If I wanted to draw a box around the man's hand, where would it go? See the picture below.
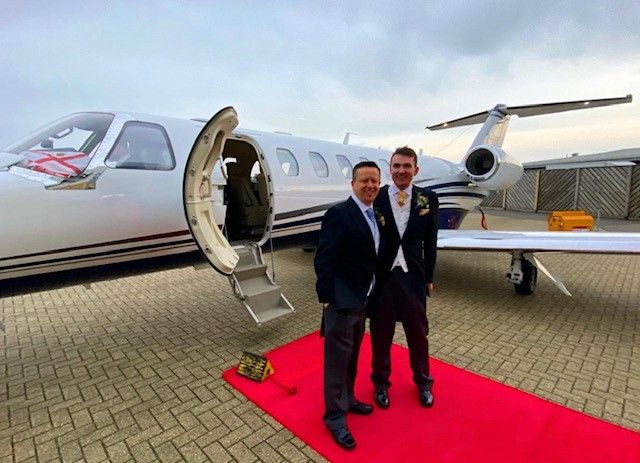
[426,283,434,297]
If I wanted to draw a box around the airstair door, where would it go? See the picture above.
[184,107,239,275]
[184,107,295,324]
[228,244,295,325]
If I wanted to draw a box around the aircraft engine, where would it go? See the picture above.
[462,145,523,190]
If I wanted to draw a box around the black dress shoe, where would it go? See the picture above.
[349,400,373,415]
[419,389,434,407]
[374,388,390,409]
[330,426,356,450]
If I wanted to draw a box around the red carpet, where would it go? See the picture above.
[223,332,640,462]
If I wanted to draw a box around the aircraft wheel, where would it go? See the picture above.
[514,259,537,295]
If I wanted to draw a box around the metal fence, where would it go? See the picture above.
[482,189,505,208]
[630,165,640,219]
[482,165,640,219]
[537,169,576,212]
[576,167,631,219]
[505,170,537,211]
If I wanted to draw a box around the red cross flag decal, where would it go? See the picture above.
[22,150,90,178]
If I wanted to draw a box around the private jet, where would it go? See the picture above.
[1,95,638,324]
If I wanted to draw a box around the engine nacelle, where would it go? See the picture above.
[462,145,523,190]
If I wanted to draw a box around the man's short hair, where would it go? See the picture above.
[352,160,380,181]
[392,146,418,166]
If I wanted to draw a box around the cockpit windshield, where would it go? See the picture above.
[4,113,114,178]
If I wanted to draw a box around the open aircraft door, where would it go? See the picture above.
[184,107,239,275]
[183,107,295,325]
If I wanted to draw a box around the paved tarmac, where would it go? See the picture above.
[1,210,639,462]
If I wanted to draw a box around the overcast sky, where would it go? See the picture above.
[2,0,639,162]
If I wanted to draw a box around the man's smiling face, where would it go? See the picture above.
[390,153,419,190]
[351,166,380,206]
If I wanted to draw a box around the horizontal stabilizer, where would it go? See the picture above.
[426,94,632,130]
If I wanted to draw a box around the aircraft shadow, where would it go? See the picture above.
[0,252,205,298]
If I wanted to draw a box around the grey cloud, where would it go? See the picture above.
[234,1,640,102]
[1,0,639,152]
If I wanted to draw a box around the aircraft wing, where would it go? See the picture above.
[437,230,640,254]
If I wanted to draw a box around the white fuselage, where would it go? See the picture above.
[0,111,487,281]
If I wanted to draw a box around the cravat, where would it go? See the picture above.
[396,190,408,207]
[365,208,379,253]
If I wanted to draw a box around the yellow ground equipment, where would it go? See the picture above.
[547,211,594,231]
[238,351,275,382]
[236,351,297,395]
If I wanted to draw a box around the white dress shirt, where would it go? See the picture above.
[388,184,412,272]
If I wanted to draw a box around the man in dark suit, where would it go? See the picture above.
[370,146,439,409]
[314,161,382,450]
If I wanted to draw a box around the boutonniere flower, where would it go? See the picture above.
[416,194,430,216]
[415,194,429,208]
[375,209,385,227]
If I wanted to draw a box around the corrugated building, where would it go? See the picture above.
[481,148,640,219]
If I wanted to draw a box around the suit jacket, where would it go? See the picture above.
[314,197,380,310]
[374,184,439,294]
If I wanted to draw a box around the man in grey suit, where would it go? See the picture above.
[314,161,382,450]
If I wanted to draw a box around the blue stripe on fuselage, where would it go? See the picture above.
[272,206,469,232]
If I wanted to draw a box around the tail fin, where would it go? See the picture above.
[426,94,632,149]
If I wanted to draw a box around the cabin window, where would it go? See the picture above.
[250,160,261,180]
[276,148,299,176]
[105,122,175,170]
[308,151,329,177]
[221,157,237,177]
[335,155,352,179]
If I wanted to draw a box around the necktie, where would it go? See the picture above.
[365,208,379,252]
[396,190,408,207]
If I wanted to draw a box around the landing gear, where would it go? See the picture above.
[506,251,572,297]
[507,251,537,296]
[514,258,537,295]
